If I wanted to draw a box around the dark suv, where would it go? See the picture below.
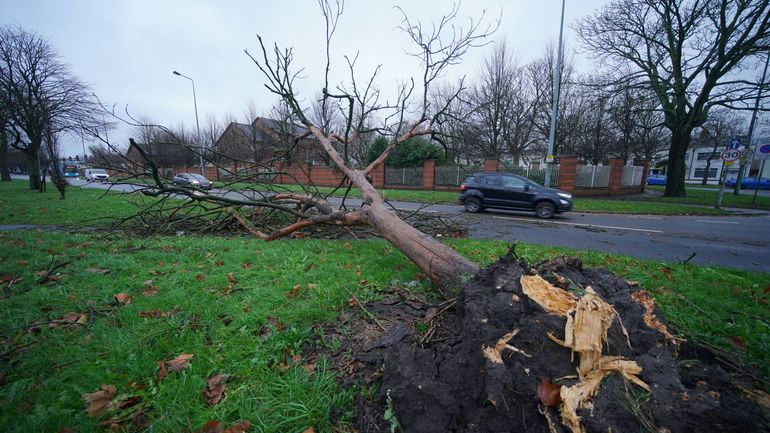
[459,172,573,218]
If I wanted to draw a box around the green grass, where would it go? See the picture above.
[646,185,770,210]
[0,180,160,225]
[0,231,767,432]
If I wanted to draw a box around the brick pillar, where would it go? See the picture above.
[423,159,436,190]
[370,162,385,188]
[483,159,499,173]
[637,159,650,193]
[230,162,238,180]
[608,158,624,196]
[558,156,578,192]
[204,166,217,180]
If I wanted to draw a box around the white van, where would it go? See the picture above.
[85,168,110,182]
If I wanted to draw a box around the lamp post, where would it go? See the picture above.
[544,0,566,188]
[172,70,204,176]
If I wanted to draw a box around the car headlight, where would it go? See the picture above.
[557,192,572,199]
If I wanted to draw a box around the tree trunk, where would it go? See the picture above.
[0,129,10,182]
[26,150,41,191]
[347,170,479,288]
[663,131,691,197]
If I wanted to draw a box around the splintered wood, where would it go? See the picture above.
[518,275,650,433]
[482,328,531,364]
[631,290,680,343]
[520,275,577,316]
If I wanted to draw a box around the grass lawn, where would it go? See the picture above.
[0,180,160,225]
[0,231,768,432]
[1,181,768,431]
[646,185,770,210]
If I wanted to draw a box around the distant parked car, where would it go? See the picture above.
[725,176,770,190]
[85,168,110,182]
[458,172,573,219]
[646,174,666,186]
[172,172,212,189]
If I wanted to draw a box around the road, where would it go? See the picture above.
[15,176,770,273]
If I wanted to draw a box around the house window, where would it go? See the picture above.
[696,152,719,161]
[693,168,718,178]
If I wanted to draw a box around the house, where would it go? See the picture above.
[213,117,321,166]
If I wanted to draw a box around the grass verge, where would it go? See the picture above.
[0,231,767,432]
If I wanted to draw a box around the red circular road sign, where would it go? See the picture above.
[721,149,741,161]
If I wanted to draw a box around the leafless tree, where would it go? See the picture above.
[0,25,102,191]
[576,0,770,197]
[695,109,746,184]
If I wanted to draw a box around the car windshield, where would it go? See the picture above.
[190,174,208,181]
[91,169,107,174]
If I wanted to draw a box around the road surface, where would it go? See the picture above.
[12,176,770,273]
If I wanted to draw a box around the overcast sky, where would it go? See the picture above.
[3,0,608,156]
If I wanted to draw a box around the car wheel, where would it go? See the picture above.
[464,197,482,213]
[535,201,555,219]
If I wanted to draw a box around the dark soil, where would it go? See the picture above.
[316,251,769,433]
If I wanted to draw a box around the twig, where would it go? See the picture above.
[36,258,71,284]
[680,252,697,265]
[345,290,386,331]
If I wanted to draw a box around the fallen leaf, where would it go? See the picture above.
[227,273,238,285]
[142,285,160,296]
[16,259,29,266]
[661,267,672,279]
[301,428,316,433]
[214,260,225,267]
[157,361,168,381]
[348,297,356,307]
[728,335,746,350]
[242,262,252,269]
[304,263,316,272]
[50,312,88,328]
[55,428,75,433]
[148,270,161,276]
[307,283,318,289]
[83,384,116,417]
[166,353,194,372]
[287,284,301,299]
[223,421,251,433]
[243,304,251,313]
[142,279,154,287]
[86,268,111,274]
[301,363,316,374]
[113,293,132,305]
[198,420,223,433]
[203,373,229,405]
[537,378,562,407]
[342,242,352,249]
[139,309,169,318]
[196,274,206,281]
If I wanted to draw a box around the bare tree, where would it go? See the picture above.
[232,2,498,286]
[0,25,102,191]
[576,0,770,197]
[695,109,746,184]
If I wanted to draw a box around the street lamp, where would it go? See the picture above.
[544,0,566,188]
[172,70,204,176]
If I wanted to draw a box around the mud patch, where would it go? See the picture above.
[318,252,769,433]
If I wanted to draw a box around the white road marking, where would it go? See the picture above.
[695,220,740,224]
[630,216,664,220]
[491,216,664,233]
[396,208,437,213]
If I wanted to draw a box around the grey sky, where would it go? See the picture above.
[3,0,608,156]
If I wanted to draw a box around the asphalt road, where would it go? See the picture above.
[18,176,770,273]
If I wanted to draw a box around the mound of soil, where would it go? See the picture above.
[323,252,769,433]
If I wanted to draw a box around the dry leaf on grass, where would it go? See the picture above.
[86,268,111,274]
[227,273,238,285]
[50,312,88,328]
[197,420,251,433]
[113,293,132,305]
[287,284,301,299]
[157,361,168,381]
[203,373,229,405]
[302,427,316,433]
[196,274,206,281]
[166,353,194,372]
[83,384,116,417]
[139,309,169,318]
